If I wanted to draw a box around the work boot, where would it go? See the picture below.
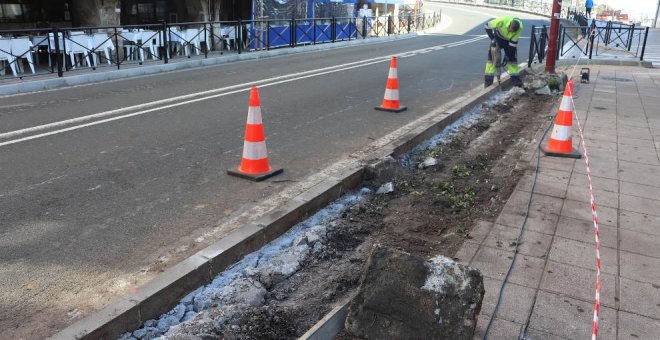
[484,75,494,88]
[511,75,523,87]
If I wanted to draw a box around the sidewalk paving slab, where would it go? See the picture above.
[457,65,660,339]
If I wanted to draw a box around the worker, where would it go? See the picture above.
[484,16,523,88]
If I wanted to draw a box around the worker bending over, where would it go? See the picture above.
[484,16,523,87]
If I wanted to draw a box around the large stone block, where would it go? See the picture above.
[345,245,484,339]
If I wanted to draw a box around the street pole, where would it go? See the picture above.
[545,0,562,73]
[654,0,660,28]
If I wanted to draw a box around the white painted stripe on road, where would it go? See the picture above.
[0,36,488,148]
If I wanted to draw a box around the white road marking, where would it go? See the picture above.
[0,36,487,148]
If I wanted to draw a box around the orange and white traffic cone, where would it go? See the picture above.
[227,86,283,181]
[375,56,407,113]
[541,80,582,159]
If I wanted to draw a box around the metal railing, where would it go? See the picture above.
[0,12,440,80]
[528,20,650,66]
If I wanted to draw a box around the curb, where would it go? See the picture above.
[0,34,416,97]
[52,68,513,340]
[530,59,654,69]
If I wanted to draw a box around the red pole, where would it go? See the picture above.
[545,0,562,73]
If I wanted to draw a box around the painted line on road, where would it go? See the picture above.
[0,36,487,148]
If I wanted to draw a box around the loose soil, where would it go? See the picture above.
[165,88,558,339]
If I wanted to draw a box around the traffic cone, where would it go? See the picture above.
[541,80,582,159]
[375,56,407,113]
[227,86,283,181]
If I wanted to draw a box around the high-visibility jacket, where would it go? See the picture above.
[485,16,523,50]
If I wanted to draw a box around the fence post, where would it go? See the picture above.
[627,23,634,51]
[238,19,242,54]
[203,23,208,58]
[290,17,295,47]
[387,15,392,36]
[540,25,547,62]
[589,21,596,59]
[528,25,536,67]
[114,27,120,70]
[332,17,336,42]
[640,26,649,60]
[266,20,270,50]
[362,16,367,39]
[161,20,169,64]
[53,28,64,77]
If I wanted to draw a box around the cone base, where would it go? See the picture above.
[541,146,582,159]
[375,105,407,113]
[227,166,283,182]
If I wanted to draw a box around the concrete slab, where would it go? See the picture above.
[566,184,619,209]
[561,199,618,226]
[620,229,660,259]
[480,224,553,259]
[619,210,660,236]
[473,315,523,340]
[496,191,563,235]
[573,156,619,179]
[454,242,480,266]
[537,156,576,172]
[555,215,618,249]
[569,171,619,193]
[540,260,617,308]
[620,251,660,283]
[619,277,660,319]
[528,291,617,340]
[618,137,657,149]
[618,161,660,187]
[516,168,571,199]
[619,194,660,217]
[620,181,660,201]
[549,236,618,275]
[465,220,493,245]
[617,149,660,166]
[618,311,660,340]
[479,277,537,324]
[469,245,546,288]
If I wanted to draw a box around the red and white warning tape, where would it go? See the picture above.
[569,86,602,340]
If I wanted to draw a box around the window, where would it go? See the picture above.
[0,3,26,22]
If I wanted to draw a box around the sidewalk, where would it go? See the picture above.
[455,64,660,339]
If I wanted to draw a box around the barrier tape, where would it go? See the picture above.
[569,86,601,340]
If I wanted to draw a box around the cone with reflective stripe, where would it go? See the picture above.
[375,56,407,113]
[227,87,283,181]
[541,80,582,159]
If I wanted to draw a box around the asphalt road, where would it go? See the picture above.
[0,3,549,337]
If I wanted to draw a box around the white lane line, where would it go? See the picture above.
[0,36,487,148]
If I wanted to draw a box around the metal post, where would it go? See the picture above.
[161,21,169,64]
[528,25,536,67]
[313,18,317,44]
[53,28,64,77]
[640,26,649,60]
[588,21,595,59]
[627,24,635,51]
[387,15,392,36]
[545,0,562,73]
[203,23,208,58]
[266,20,270,50]
[332,17,336,42]
[363,16,367,39]
[238,19,242,54]
[408,14,412,33]
[291,17,295,47]
[114,27,120,70]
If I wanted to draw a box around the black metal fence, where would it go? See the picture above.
[528,20,650,66]
[0,12,440,80]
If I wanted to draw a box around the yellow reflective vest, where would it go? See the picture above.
[486,16,523,48]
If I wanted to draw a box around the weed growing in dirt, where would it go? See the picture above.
[451,165,471,178]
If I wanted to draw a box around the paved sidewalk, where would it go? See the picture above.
[455,65,660,339]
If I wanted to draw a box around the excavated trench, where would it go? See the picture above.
[122,86,559,340]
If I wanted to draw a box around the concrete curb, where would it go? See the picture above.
[0,34,416,97]
[530,59,654,69]
[51,62,513,340]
